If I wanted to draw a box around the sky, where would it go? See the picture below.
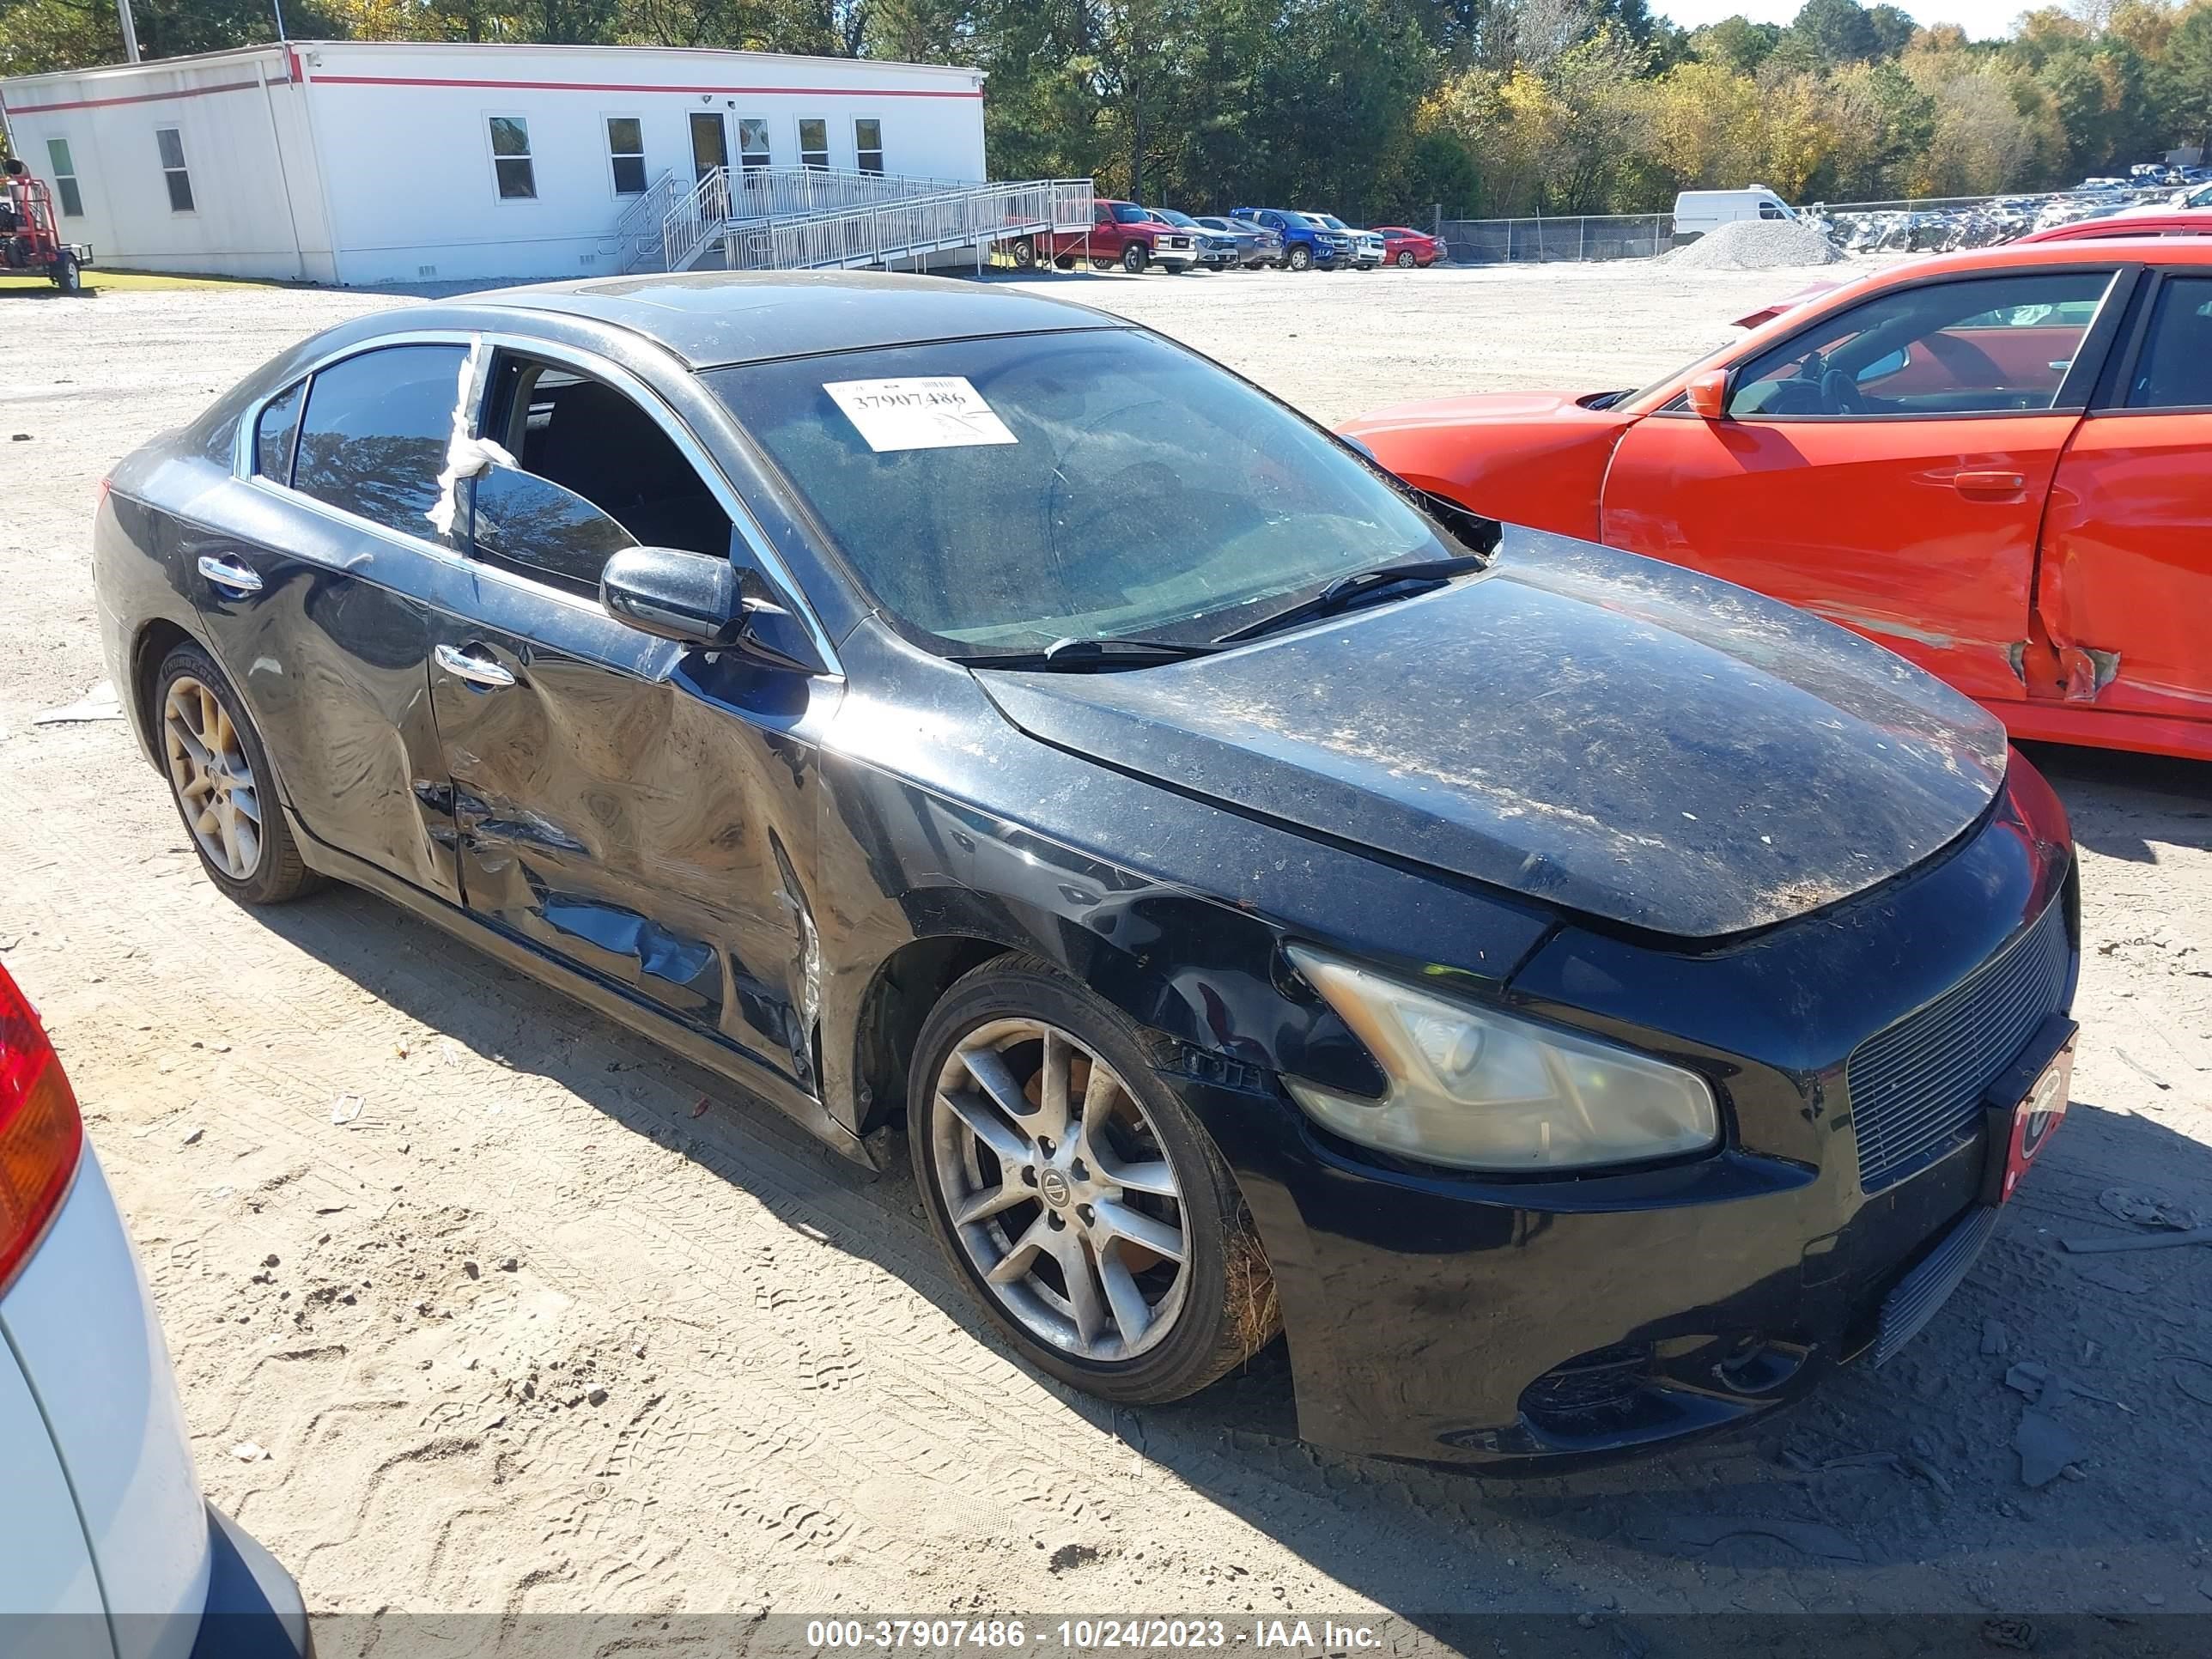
[1654,0,2032,37]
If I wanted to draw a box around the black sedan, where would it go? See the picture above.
[93,272,2079,1468]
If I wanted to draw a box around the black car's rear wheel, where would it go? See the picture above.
[155,643,319,905]
[910,956,1278,1403]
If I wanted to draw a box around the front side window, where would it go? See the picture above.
[2124,276,2212,410]
[155,127,193,213]
[854,117,884,175]
[710,330,1466,655]
[605,117,646,196]
[798,118,830,170]
[292,345,468,538]
[1726,270,2116,418]
[474,354,731,594]
[254,380,306,483]
[488,116,535,200]
[738,117,771,171]
[46,137,82,218]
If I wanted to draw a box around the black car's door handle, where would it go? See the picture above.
[195,555,262,596]
[434,641,517,690]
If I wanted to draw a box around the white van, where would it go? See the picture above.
[1672,186,1796,246]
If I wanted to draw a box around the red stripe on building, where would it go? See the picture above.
[303,74,981,99]
[7,76,288,115]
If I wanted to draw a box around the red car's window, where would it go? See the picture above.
[1726,270,2116,418]
[2124,276,2212,409]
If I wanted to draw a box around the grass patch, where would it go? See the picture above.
[0,268,284,295]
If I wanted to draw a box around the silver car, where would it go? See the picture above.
[1193,215,1285,268]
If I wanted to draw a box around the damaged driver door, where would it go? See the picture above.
[424,343,836,1096]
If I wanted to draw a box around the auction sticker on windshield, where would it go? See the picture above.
[825,376,1018,452]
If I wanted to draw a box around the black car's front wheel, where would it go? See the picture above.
[910,956,1278,1404]
[155,643,319,905]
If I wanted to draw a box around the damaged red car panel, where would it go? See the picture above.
[1344,241,2212,761]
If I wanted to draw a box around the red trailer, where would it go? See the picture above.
[3,158,91,293]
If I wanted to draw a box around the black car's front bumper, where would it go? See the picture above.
[1182,772,2077,1470]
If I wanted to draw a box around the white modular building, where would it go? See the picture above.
[0,39,989,285]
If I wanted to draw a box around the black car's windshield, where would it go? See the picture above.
[708,330,1466,655]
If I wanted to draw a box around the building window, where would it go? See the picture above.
[488,116,536,200]
[155,126,193,213]
[798,117,829,171]
[738,117,771,172]
[854,118,884,176]
[46,137,83,217]
[605,116,646,195]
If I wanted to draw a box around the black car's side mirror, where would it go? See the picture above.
[601,545,745,646]
[600,547,821,673]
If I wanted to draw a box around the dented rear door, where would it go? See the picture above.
[426,568,831,1095]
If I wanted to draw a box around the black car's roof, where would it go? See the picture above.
[467,270,1130,370]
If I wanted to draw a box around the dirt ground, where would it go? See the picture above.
[3,263,2209,1646]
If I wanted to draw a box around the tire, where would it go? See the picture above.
[1121,242,1148,275]
[1091,257,1115,271]
[1395,250,1416,268]
[1054,254,1075,270]
[1011,237,1037,270]
[52,252,82,293]
[152,642,320,905]
[1162,261,1188,275]
[1285,245,1312,271]
[909,955,1279,1405]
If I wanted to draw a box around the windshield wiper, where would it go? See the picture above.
[1212,555,1485,645]
[951,635,1225,672]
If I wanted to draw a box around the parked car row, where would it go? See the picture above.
[1004,200,1442,274]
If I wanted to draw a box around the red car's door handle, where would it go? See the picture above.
[1954,470,2027,495]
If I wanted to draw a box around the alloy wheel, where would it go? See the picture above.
[163,675,263,880]
[931,1017,1188,1361]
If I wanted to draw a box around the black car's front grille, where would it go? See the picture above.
[1846,896,2072,1193]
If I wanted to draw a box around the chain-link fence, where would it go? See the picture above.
[1437,213,1673,265]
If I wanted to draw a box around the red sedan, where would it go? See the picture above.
[1374,226,1442,268]
[2019,208,2212,243]
[1344,240,2212,761]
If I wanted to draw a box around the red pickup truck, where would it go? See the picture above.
[1010,201,1197,275]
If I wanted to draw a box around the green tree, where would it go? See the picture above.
[1790,0,1881,65]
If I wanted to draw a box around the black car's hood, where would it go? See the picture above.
[975,530,2010,939]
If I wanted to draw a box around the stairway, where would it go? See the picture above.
[633,166,1093,276]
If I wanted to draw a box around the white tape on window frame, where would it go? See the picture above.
[426,336,518,538]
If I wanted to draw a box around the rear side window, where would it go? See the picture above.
[292,345,468,538]
[2124,277,2212,410]
[254,380,305,484]
[1728,271,2115,418]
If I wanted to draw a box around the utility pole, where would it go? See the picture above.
[116,0,141,62]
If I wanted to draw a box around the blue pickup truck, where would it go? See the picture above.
[1231,207,1352,270]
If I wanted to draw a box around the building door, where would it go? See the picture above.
[689,112,727,183]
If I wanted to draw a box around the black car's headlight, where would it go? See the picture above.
[1285,946,1720,1171]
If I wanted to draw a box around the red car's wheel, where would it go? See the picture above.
[1395,250,1417,268]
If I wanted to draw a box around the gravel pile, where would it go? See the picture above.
[1663,217,1844,270]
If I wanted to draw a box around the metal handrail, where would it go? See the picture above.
[610,171,677,272]
[724,179,1095,273]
